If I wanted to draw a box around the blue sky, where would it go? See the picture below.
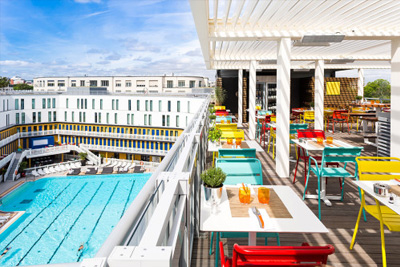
[0,0,215,80]
[0,0,390,83]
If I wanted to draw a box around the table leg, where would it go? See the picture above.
[305,176,342,205]
[249,232,257,246]
[215,232,220,267]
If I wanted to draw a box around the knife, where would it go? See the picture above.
[251,207,264,228]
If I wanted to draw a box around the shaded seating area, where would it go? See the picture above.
[67,168,81,176]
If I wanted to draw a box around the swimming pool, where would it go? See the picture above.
[0,173,151,266]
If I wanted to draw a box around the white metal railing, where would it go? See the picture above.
[81,144,169,156]
[92,94,211,267]
[12,150,28,181]
[78,145,101,165]
[4,152,17,182]
[24,160,81,173]
[25,145,78,158]
[0,153,14,170]
[0,132,19,148]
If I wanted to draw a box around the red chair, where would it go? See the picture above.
[216,110,229,116]
[293,130,339,184]
[260,115,272,148]
[328,110,350,133]
[219,242,335,267]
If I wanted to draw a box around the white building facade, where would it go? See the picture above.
[33,75,210,93]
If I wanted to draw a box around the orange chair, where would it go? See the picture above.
[219,242,335,267]
[328,110,350,133]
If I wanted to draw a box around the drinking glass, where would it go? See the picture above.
[258,187,270,204]
[227,120,231,124]
[327,136,333,144]
[235,138,242,147]
[317,137,324,144]
[227,138,233,145]
[239,187,251,204]
[371,100,375,104]
[221,120,225,124]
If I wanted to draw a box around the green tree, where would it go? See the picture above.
[364,79,390,99]
[13,83,33,90]
[0,77,10,88]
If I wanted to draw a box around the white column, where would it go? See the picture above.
[314,60,324,130]
[249,61,257,139]
[276,38,291,178]
[238,69,243,126]
[358,68,364,97]
[391,39,400,157]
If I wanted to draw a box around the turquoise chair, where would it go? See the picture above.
[304,147,363,220]
[211,157,280,265]
[216,116,233,123]
[218,148,256,158]
[258,110,272,116]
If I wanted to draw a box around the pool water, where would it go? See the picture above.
[0,173,151,266]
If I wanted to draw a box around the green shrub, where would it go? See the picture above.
[208,126,222,142]
[201,167,226,188]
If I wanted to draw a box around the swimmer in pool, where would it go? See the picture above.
[0,247,11,259]
[77,243,84,255]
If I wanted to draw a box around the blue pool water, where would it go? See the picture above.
[0,173,151,266]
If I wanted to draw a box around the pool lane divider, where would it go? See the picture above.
[47,182,104,264]
[16,182,89,266]
[120,180,136,219]
[77,181,120,262]
[0,183,73,253]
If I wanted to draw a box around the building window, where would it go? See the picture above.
[80,80,85,86]
[177,101,180,112]
[127,114,130,125]
[101,80,109,86]
[186,116,188,126]
[176,116,179,127]
[32,112,36,123]
[71,80,76,87]
[159,100,162,111]
[85,99,87,109]
[16,113,19,124]
[79,112,82,122]
[150,100,153,111]
[167,115,170,126]
[149,114,152,126]
[47,98,51,108]
[128,100,131,110]
[137,100,140,111]
[99,113,101,123]
[106,113,109,124]
[199,81,202,87]
[100,99,103,109]
[116,80,121,87]
[72,111,74,122]
[187,101,190,113]
[90,80,97,87]
[162,115,165,126]
[145,100,148,111]
[83,112,85,122]
[131,114,134,125]
[48,80,55,87]
[92,99,95,109]
[53,111,57,122]
[167,80,173,88]
[38,112,41,122]
[20,99,24,110]
[136,80,145,87]
[58,80,65,87]
[178,80,185,87]
[42,98,46,108]
[32,99,35,109]
[112,100,115,110]
[15,99,19,110]
[48,111,52,122]
[21,112,25,124]
[168,101,171,112]
[190,80,195,88]
[126,81,132,87]
[114,113,118,124]
[116,99,119,110]
[65,111,67,121]
[144,114,147,126]
[77,99,80,109]
[52,98,56,108]
[66,98,69,108]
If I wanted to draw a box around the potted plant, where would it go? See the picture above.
[209,114,216,121]
[201,167,227,208]
[18,161,28,177]
[355,95,363,103]
[78,152,88,166]
[208,126,222,145]
[214,87,227,106]
[0,168,6,181]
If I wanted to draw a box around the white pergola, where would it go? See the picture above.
[190,0,400,178]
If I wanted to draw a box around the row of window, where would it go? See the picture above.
[14,98,56,110]
[38,80,202,88]
[15,111,57,124]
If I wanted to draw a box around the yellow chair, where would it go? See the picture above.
[301,110,314,125]
[214,105,226,111]
[350,157,400,267]
[324,108,334,130]
[350,107,364,131]
[216,124,237,131]
[267,126,299,160]
[221,129,244,140]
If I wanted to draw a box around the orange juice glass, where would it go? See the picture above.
[317,137,324,144]
[236,138,242,146]
[258,187,270,204]
[227,120,231,124]
[326,136,333,144]
[371,100,375,104]
[221,120,225,124]
[239,188,251,204]
[227,138,233,145]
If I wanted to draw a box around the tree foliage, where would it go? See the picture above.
[364,79,390,99]
[0,77,10,88]
[214,86,226,105]
[13,83,33,90]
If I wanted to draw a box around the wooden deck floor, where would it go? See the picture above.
[192,126,400,267]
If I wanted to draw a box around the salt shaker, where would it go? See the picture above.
[388,193,395,204]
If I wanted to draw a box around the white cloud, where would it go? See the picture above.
[74,0,101,4]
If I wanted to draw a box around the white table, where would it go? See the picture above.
[291,138,356,206]
[353,180,400,215]
[201,185,328,244]
[207,140,264,152]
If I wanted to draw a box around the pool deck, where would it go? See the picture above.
[192,125,400,267]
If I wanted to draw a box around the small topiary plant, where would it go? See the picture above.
[208,126,222,142]
[209,114,216,120]
[201,167,226,188]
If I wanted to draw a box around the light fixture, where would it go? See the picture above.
[259,60,277,64]
[326,59,355,64]
[293,40,330,47]
[293,69,311,72]
[301,34,345,43]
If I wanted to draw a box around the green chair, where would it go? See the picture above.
[304,147,363,220]
[218,148,256,158]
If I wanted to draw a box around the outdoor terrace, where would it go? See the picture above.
[192,125,400,267]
